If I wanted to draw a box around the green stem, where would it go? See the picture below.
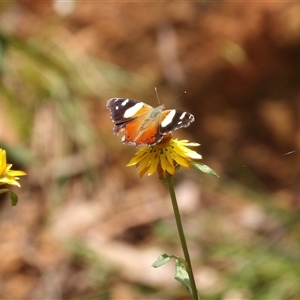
[165,172,199,300]
[0,188,10,195]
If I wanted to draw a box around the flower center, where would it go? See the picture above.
[156,133,173,148]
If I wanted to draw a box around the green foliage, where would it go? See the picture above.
[174,259,193,297]
[191,162,219,177]
[152,253,171,268]
[153,253,200,299]
[0,29,147,150]
[0,188,18,205]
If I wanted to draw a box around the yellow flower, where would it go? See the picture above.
[0,149,27,187]
[126,134,202,178]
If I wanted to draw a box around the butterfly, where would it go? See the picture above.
[106,98,194,147]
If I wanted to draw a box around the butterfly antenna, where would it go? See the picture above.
[243,149,299,168]
[163,91,187,106]
[155,87,161,105]
[155,88,187,106]
[174,91,187,100]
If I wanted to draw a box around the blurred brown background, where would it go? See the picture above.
[0,1,300,299]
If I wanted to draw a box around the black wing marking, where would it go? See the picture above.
[159,110,194,134]
[107,98,139,122]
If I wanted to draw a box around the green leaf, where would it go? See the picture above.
[152,253,171,268]
[174,259,193,295]
[9,191,18,206]
[0,189,19,206]
[191,162,219,177]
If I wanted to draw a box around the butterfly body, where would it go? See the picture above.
[107,98,194,147]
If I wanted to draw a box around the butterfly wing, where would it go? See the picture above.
[159,109,195,134]
[159,109,195,135]
[106,98,153,135]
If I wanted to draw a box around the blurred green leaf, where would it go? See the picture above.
[174,259,199,299]
[191,162,219,177]
[0,188,18,206]
[0,32,8,72]
[0,143,34,166]
[152,253,171,268]
[9,190,18,206]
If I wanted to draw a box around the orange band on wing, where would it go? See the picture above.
[124,118,161,145]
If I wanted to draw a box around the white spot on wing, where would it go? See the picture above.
[121,99,129,106]
[180,112,187,119]
[123,102,144,118]
[161,110,176,127]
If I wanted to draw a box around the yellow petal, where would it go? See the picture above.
[6,170,27,177]
[177,143,202,159]
[164,148,174,165]
[137,152,152,172]
[170,151,190,169]
[172,145,189,157]
[0,177,21,187]
[147,153,160,176]
[138,166,148,178]
[160,153,175,174]
[186,150,202,160]
[126,149,149,166]
[184,143,200,147]
[0,149,7,175]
